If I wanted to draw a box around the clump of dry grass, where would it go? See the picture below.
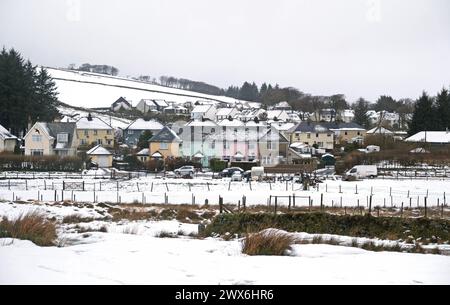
[156,230,177,238]
[62,214,95,224]
[0,211,57,246]
[242,230,295,256]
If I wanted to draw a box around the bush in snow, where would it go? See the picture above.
[242,230,295,256]
[0,211,56,246]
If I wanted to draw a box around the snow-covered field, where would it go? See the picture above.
[1,175,449,208]
[48,68,245,109]
[1,201,449,284]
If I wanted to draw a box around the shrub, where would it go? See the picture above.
[156,230,177,238]
[242,230,295,256]
[0,212,57,246]
[0,154,83,172]
[62,214,95,224]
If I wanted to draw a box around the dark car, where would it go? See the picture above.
[220,167,244,177]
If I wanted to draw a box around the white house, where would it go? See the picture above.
[111,97,132,112]
[215,107,239,121]
[266,110,290,122]
[190,104,217,121]
[87,145,113,168]
[136,99,168,113]
[0,124,18,152]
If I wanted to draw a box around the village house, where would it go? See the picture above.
[163,104,189,115]
[148,126,182,159]
[266,110,290,122]
[258,128,290,166]
[323,122,366,145]
[0,124,18,152]
[270,101,292,111]
[178,120,218,165]
[86,145,113,168]
[215,107,239,121]
[190,104,217,121]
[76,115,114,149]
[136,148,149,163]
[24,122,77,156]
[288,122,335,150]
[123,118,164,147]
[111,97,132,112]
[136,99,169,113]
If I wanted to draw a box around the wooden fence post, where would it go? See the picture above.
[368,195,373,216]
[320,193,323,211]
[219,196,223,214]
[274,196,278,214]
[424,197,427,218]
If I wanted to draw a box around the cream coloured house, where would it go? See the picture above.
[0,124,18,152]
[24,122,77,156]
[289,122,334,150]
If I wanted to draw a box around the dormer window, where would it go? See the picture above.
[57,133,68,143]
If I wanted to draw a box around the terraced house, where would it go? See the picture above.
[76,115,114,149]
[289,122,334,150]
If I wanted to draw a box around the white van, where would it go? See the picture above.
[345,165,377,180]
[251,167,265,180]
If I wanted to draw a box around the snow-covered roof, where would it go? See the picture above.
[126,119,164,131]
[270,122,295,131]
[193,152,204,158]
[136,148,149,156]
[290,142,310,149]
[216,108,235,116]
[186,120,218,127]
[0,124,18,140]
[153,99,168,107]
[86,145,112,155]
[151,151,163,158]
[218,119,244,127]
[234,152,244,158]
[192,104,214,113]
[405,131,450,144]
[149,126,182,143]
[410,147,430,153]
[367,127,394,134]
[76,117,113,130]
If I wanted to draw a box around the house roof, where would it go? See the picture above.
[0,124,18,140]
[45,122,76,150]
[149,126,182,143]
[76,117,113,130]
[136,148,149,156]
[112,97,132,107]
[151,151,163,158]
[405,131,450,144]
[292,122,331,133]
[367,126,394,134]
[192,104,214,113]
[186,120,218,127]
[86,145,112,155]
[273,101,291,109]
[126,119,164,131]
[216,107,235,117]
[322,122,366,131]
[218,118,244,127]
[153,99,168,107]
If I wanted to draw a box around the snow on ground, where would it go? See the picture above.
[1,201,449,284]
[1,175,449,208]
[1,233,450,284]
[48,68,245,109]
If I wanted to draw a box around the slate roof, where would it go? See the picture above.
[149,126,181,143]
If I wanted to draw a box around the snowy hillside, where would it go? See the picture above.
[47,68,245,109]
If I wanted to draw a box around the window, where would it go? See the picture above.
[160,142,169,150]
[128,130,134,135]
[316,133,319,138]
[211,128,215,133]
[57,133,68,143]
[97,139,102,145]
[80,139,87,145]
[32,135,42,142]
[107,140,112,145]
[31,149,43,156]
[248,142,255,149]
[327,133,332,137]
[357,131,361,135]
[344,131,348,136]
[223,142,229,149]
[211,141,216,149]
[267,141,273,150]
[107,130,112,135]
[307,133,311,139]
[84,130,88,136]
[58,150,68,156]
[94,130,98,135]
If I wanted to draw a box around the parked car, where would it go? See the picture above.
[220,167,244,177]
[344,165,377,180]
[174,165,195,176]
[231,171,243,181]
[242,170,252,180]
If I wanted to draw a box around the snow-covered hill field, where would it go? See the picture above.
[47,68,245,109]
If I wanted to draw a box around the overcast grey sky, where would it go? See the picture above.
[1,0,449,102]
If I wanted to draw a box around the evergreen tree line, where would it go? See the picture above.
[0,48,60,136]
[408,89,450,136]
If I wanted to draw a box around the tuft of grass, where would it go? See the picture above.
[242,230,295,256]
[312,235,323,244]
[62,214,95,224]
[176,208,201,223]
[156,230,177,238]
[0,212,57,246]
